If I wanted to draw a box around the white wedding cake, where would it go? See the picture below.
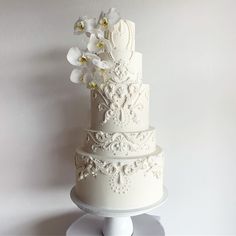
[67,8,164,210]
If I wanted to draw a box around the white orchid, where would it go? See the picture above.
[98,8,120,31]
[77,71,102,90]
[92,59,114,85]
[70,66,102,90]
[92,58,113,70]
[94,68,112,86]
[67,9,121,89]
[87,34,112,53]
[67,47,100,66]
[70,68,82,83]
[67,48,111,88]
[74,16,96,35]
[69,68,93,85]
[67,47,99,88]
[93,57,113,83]
[93,68,108,84]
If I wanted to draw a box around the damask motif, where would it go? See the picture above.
[86,129,155,156]
[93,83,148,127]
[106,55,140,83]
[75,153,162,194]
[112,60,130,82]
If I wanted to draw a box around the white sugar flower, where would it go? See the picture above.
[93,67,112,86]
[70,68,83,84]
[87,34,112,53]
[92,58,113,70]
[67,47,100,66]
[98,8,120,31]
[93,68,109,84]
[74,16,96,35]
[70,68,93,85]
[92,59,114,85]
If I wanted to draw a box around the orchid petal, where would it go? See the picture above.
[107,8,121,25]
[74,16,96,35]
[87,34,99,52]
[98,11,105,24]
[97,8,120,30]
[85,18,96,33]
[83,71,93,83]
[92,59,112,69]
[70,69,83,83]
[67,47,81,66]
[103,38,112,52]
[85,52,100,60]
[74,17,87,35]
[88,33,112,53]
[96,29,105,38]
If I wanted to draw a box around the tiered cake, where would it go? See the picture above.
[67,9,164,210]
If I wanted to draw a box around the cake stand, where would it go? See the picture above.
[67,186,168,236]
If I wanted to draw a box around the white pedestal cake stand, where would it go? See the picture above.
[67,186,168,236]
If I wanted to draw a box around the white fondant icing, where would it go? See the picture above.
[99,49,142,83]
[90,83,149,132]
[75,147,163,210]
[83,127,156,157]
[72,14,165,211]
[106,19,135,51]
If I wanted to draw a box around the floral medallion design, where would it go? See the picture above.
[92,83,148,128]
[107,59,137,83]
[86,129,155,156]
[75,153,162,194]
[112,60,130,82]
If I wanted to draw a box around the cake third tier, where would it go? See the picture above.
[82,127,156,158]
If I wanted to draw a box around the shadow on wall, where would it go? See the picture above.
[18,48,90,191]
[1,0,112,192]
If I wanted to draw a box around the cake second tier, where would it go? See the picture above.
[91,83,149,132]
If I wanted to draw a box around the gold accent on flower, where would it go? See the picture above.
[88,82,97,89]
[75,21,85,32]
[79,75,85,83]
[99,17,109,29]
[96,40,105,49]
[100,68,106,73]
[79,55,88,64]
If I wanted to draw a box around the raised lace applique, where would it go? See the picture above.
[93,83,148,128]
[86,130,155,156]
[75,154,162,194]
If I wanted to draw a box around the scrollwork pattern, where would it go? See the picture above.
[93,83,148,128]
[86,129,155,156]
[109,60,135,83]
[75,153,162,194]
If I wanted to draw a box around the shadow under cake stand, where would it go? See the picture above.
[67,186,168,236]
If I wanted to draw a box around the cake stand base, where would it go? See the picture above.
[68,186,167,236]
[66,214,165,236]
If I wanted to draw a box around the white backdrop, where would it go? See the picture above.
[0,0,236,235]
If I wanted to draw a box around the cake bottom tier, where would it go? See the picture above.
[74,146,164,210]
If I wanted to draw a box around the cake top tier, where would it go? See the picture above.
[106,19,135,51]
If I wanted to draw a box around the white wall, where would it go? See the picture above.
[0,0,236,235]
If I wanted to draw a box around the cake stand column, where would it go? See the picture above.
[69,186,168,236]
[102,216,133,236]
